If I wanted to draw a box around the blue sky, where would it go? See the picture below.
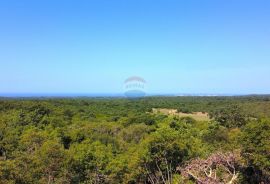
[0,0,269,95]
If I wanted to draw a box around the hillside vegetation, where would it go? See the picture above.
[0,96,269,183]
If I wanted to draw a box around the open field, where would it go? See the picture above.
[152,108,210,121]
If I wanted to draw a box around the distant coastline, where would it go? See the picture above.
[1,93,270,98]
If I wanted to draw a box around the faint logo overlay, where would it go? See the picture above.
[124,76,146,98]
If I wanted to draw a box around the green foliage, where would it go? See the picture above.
[68,140,113,183]
[125,114,156,126]
[209,105,247,128]
[0,96,269,183]
[242,119,270,175]
[177,107,192,114]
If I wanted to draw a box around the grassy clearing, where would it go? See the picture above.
[152,108,210,121]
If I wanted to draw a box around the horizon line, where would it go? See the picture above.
[0,93,270,98]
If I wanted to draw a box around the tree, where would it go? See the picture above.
[37,140,67,184]
[209,105,247,128]
[241,119,270,183]
[68,140,113,183]
[120,124,150,143]
[140,127,201,184]
[180,152,240,184]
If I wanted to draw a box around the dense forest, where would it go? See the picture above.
[0,96,269,184]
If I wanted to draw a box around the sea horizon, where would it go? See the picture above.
[1,93,269,98]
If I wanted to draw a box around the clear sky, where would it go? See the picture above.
[0,0,269,95]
